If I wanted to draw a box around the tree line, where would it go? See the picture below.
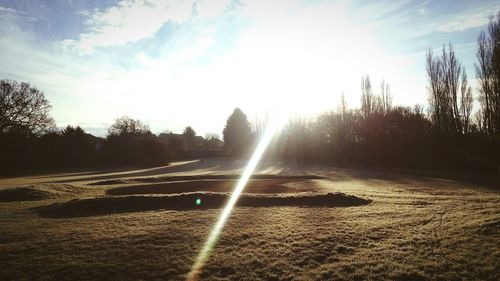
[231,13,500,173]
[1,12,500,174]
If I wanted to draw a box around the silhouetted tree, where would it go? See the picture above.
[183,126,196,149]
[360,75,374,117]
[0,79,55,135]
[338,92,348,122]
[426,48,445,132]
[103,117,168,166]
[223,108,252,156]
[460,69,473,133]
[203,133,223,151]
[426,44,471,134]
[107,116,150,136]
[60,125,98,165]
[476,11,500,134]
[380,80,393,114]
[183,126,196,138]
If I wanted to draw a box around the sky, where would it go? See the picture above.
[0,0,499,137]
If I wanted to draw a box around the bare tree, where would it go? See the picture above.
[108,116,150,136]
[460,68,473,133]
[414,104,424,116]
[426,45,470,134]
[426,48,445,132]
[0,79,55,135]
[360,75,374,117]
[474,109,484,132]
[204,133,223,151]
[338,92,348,122]
[442,44,462,133]
[205,133,220,140]
[380,80,393,114]
[475,11,500,134]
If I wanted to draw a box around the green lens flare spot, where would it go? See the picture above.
[195,198,202,206]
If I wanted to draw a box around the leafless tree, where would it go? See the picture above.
[475,11,500,134]
[426,48,445,131]
[107,116,150,136]
[380,80,393,114]
[338,92,348,122]
[474,109,485,132]
[426,45,470,134]
[204,133,222,151]
[442,44,462,133]
[361,75,374,117]
[414,104,424,116]
[0,79,55,135]
[205,133,220,141]
[460,68,473,133]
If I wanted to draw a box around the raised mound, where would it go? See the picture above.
[36,192,371,218]
[0,187,51,202]
[89,174,324,186]
[106,179,315,195]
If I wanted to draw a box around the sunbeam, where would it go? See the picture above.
[186,113,286,281]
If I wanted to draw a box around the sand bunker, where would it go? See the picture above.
[89,174,324,186]
[36,192,371,218]
[0,186,51,202]
[106,179,316,195]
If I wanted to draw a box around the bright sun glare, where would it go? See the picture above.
[183,3,382,277]
[187,111,287,281]
[70,0,400,134]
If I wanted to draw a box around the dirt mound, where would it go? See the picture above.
[0,186,52,202]
[36,192,371,218]
[89,174,324,186]
[106,179,315,195]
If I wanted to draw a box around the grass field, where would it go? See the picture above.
[0,159,499,280]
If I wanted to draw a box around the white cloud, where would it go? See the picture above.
[2,0,489,136]
[436,9,495,32]
[0,5,16,20]
[0,6,16,14]
[69,0,195,52]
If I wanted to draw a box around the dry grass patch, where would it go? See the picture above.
[1,164,499,280]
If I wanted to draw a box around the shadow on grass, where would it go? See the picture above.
[0,187,51,202]
[90,174,325,186]
[35,192,371,218]
[106,179,317,195]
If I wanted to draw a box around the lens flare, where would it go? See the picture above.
[186,114,285,281]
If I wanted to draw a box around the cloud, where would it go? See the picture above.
[0,0,244,136]
[68,0,195,53]
[0,6,16,14]
[0,0,492,136]
[436,9,496,32]
[0,5,16,20]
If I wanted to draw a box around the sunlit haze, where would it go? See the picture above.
[1,0,498,136]
[187,112,286,280]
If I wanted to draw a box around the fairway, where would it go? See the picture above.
[0,159,498,280]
